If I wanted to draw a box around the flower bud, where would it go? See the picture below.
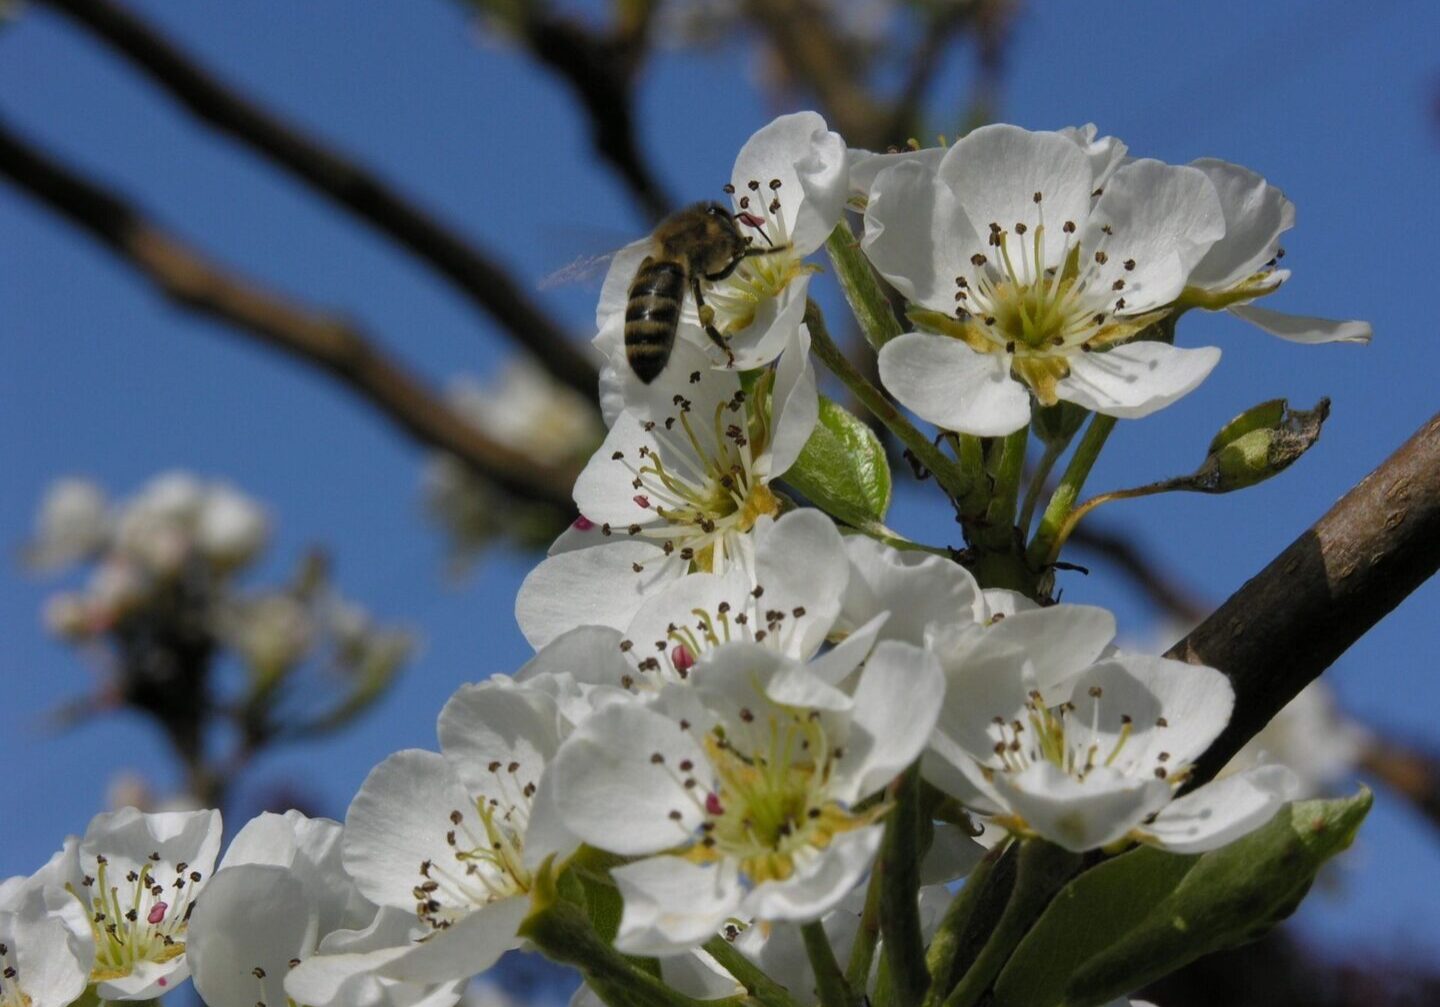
[1193,397,1330,493]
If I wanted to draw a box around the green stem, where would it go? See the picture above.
[920,845,1007,1007]
[1026,413,1117,568]
[976,429,1029,550]
[522,899,708,1007]
[803,921,860,1007]
[852,523,953,557]
[824,219,904,351]
[845,866,884,989]
[953,434,990,517]
[941,841,1083,1007]
[879,765,930,1007]
[1042,478,1187,566]
[804,300,972,502]
[703,936,801,1007]
[1017,438,1066,537]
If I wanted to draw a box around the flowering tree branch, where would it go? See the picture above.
[1171,411,1440,783]
[0,113,580,508]
[34,0,601,398]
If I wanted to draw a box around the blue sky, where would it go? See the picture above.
[1,0,1438,970]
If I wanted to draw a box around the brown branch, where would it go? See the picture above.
[1360,738,1440,835]
[0,113,579,509]
[1169,412,1440,785]
[506,2,675,220]
[35,0,598,398]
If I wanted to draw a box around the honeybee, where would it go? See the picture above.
[625,201,785,383]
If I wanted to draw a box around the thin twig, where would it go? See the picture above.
[1171,412,1440,784]
[0,112,579,508]
[36,0,599,397]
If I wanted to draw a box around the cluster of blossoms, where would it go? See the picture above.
[9,113,1369,1007]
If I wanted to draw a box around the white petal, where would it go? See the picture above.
[551,702,712,855]
[573,413,667,527]
[983,604,1117,692]
[847,146,946,202]
[752,508,848,658]
[808,611,886,686]
[517,625,632,689]
[741,825,883,923]
[375,899,528,983]
[862,158,982,310]
[941,125,1095,274]
[343,750,475,910]
[612,856,745,956]
[438,680,559,803]
[188,865,316,1007]
[732,111,848,255]
[838,641,945,802]
[921,825,987,886]
[1227,303,1372,344]
[768,323,819,477]
[992,764,1171,853]
[0,896,90,1007]
[1187,158,1294,292]
[718,277,810,372]
[879,334,1031,436]
[516,540,683,649]
[837,534,983,646]
[1085,160,1225,312]
[1142,765,1299,853]
[1059,342,1220,419]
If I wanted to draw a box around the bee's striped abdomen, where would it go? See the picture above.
[625,256,686,383]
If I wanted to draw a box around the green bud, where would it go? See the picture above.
[1190,398,1330,493]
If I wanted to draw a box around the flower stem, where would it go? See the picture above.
[804,300,972,503]
[802,920,861,1007]
[1017,437,1067,536]
[953,434,990,518]
[824,220,904,351]
[1042,478,1187,566]
[1026,413,1117,568]
[921,843,1008,1007]
[975,429,1029,551]
[703,935,801,1007]
[940,841,1083,1007]
[879,765,931,1007]
[845,866,884,989]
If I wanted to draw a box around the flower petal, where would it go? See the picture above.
[837,533,983,646]
[862,158,981,311]
[838,641,945,802]
[1186,158,1294,292]
[740,825,883,923]
[991,763,1170,852]
[516,540,683,649]
[612,856,745,956]
[1227,303,1372,344]
[1142,764,1299,853]
[1059,342,1220,419]
[768,323,819,477]
[879,334,1031,436]
[732,112,848,255]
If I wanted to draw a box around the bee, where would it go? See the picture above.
[625,201,785,383]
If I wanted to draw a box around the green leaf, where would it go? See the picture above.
[992,789,1372,1007]
[782,395,892,527]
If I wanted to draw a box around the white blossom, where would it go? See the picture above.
[550,636,943,954]
[0,876,92,1007]
[517,328,817,648]
[26,478,109,571]
[1181,158,1371,344]
[863,123,1225,435]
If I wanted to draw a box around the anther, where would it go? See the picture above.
[971,253,987,267]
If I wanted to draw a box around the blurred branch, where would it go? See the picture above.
[1360,737,1440,835]
[1066,522,1210,625]
[487,0,675,220]
[0,113,579,508]
[35,0,599,398]
[1169,412,1440,785]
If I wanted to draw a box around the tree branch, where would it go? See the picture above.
[35,0,599,398]
[0,112,579,508]
[1169,412,1440,784]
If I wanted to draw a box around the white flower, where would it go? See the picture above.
[188,811,463,1007]
[834,532,986,647]
[1181,158,1371,344]
[0,877,92,1007]
[549,636,944,955]
[194,485,268,570]
[863,123,1225,435]
[926,641,1298,854]
[27,478,109,571]
[595,112,846,373]
[337,679,578,983]
[516,328,817,648]
[48,807,223,999]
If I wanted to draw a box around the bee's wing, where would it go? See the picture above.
[537,250,621,291]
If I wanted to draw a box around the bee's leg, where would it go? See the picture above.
[704,244,791,283]
[690,276,735,367]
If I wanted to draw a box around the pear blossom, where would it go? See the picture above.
[1179,158,1371,344]
[926,644,1298,854]
[188,811,463,1007]
[595,112,846,373]
[549,637,944,954]
[1222,681,1368,798]
[337,679,579,983]
[517,328,817,648]
[863,123,1226,435]
[0,878,92,1007]
[26,477,109,571]
[42,808,222,999]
